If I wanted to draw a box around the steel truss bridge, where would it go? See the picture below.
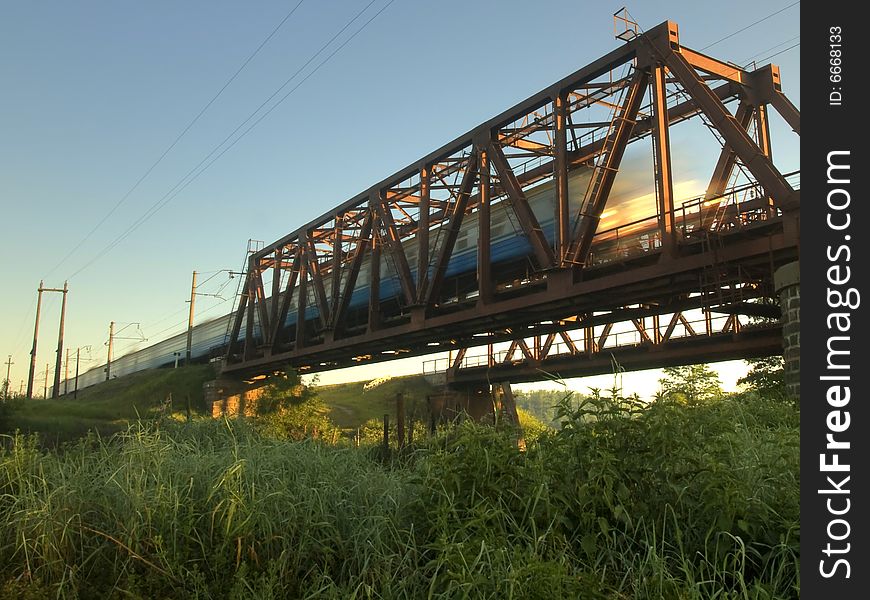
[222,20,800,391]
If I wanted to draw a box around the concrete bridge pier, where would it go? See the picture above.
[774,261,800,400]
[427,382,522,429]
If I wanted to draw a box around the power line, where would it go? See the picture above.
[66,0,396,281]
[750,42,800,66]
[700,1,799,51]
[737,34,800,66]
[46,0,307,280]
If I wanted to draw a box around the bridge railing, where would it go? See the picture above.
[421,309,742,375]
[587,170,800,265]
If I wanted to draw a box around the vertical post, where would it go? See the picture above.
[244,271,256,359]
[43,363,49,399]
[52,281,68,398]
[416,167,430,301]
[331,217,343,323]
[650,65,676,257]
[295,263,308,350]
[106,321,114,381]
[477,145,492,305]
[754,103,772,159]
[64,348,70,395]
[74,347,80,400]
[396,392,406,449]
[186,271,197,366]
[382,413,390,454]
[27,281,44,399]
[368,226,381,331]
[554,92,569,264]
[3,355,12,401]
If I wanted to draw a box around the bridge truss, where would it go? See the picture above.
[223,20,800,383]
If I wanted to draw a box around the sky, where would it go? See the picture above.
[0,0,800,399]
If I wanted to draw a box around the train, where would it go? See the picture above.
[70,161,672,392]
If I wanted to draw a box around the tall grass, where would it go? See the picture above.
[0,392,799,599]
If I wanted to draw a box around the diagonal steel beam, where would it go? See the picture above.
[226,278,249,360]
[332,211,373,335]
[425,150,479,306]
[303,234,331,330]
[570,69,650,265]
[373,192,417,307]
[597,322,614,350]
[659,48,796,208]
[270,250,301,352]
[269,247,283,338]
[559,330,579,354]
[749,65,800,136]
[488,142,556,269]
[540,333,556,360]
[253,267,270,346]
[705,100,754,200]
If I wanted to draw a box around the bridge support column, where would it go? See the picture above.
[774,261,800,400]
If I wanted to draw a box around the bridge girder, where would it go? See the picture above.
[224,20,800,381]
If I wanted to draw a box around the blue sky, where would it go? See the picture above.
[0,1,800,396]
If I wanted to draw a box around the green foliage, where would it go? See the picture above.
[254,368,317,415]
[316,376,434,429]
[740,355,789,401]
[1,365,215,446]
[514,388,572,427]
[658,363,724,405]
[516,407,549,442]
[253,369,337,442]
[0,375,799,599]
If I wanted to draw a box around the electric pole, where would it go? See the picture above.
[186,270,197,366]
[74,347,81,399]
[106,321,114,381]
[52,281,68,398]
[43,363,49,399]
[64,348,70,396]
[27,281,44,399]
[3,355,13,401]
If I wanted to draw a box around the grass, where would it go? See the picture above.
[0,390,800,599]
[2,365,215,444]
[315,375,435,429]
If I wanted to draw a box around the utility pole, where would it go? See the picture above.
[3,355,13,401]
[52,281,68,398]
[74,347,81,399]
[186,270,197,366]
[106,321,114,381]
[27,281,44,399]
[26,281,68,399]
[64,348,70,395]
[43,363,49,399]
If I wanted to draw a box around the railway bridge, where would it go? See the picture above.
[220,19,800,416]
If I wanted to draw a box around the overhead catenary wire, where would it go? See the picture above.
[749,42,800,67]
[700,1,799,51]
[46,1,308,281]
[65,0,395,282]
